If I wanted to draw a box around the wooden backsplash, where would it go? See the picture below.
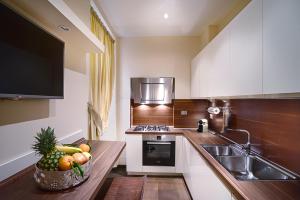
[131,98,300,174]
[131,103,173,125]
[209,99,300,175]
[174,99,209,128]
[131,99,209,127]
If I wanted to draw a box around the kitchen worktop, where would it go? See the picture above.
[125,126,188,135]
[126,128,300,200]
[0,140,126,200]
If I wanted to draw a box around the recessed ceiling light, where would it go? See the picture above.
[164,13,169,19]
[58,25,70,32]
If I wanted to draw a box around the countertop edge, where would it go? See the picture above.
[90,141,126,199]
[0,140,126,200]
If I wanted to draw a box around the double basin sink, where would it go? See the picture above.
[202,144,298,181]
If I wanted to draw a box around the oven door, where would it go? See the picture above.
[143,140,175,166]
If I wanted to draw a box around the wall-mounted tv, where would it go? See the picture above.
[0,3,64,99]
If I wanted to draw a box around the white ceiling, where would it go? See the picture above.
[95,0,240,37]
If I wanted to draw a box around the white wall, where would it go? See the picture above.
[116,36,201,163]
[0,69,89,181]
[0,0,100,181]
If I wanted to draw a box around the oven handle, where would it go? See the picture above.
[146,142,171,145]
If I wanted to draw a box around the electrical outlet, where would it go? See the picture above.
[180,110,188,116]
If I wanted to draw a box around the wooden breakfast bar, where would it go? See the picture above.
[0,140,126,200]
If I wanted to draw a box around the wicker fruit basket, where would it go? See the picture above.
[34,159,93,191]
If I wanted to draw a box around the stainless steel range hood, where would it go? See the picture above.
[131,77,175,104]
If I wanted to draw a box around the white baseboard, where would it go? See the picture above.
[0,129,83,182]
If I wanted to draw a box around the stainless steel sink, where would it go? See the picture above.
[216,155,297,180]
[201,144,299,181]
[202,144,246,157]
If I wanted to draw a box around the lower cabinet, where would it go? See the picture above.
[125,134,142,172]
[183,138,232,200]
[175,136,184,173]
[126,135,233,200]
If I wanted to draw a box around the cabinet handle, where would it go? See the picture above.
[146,142,171,145]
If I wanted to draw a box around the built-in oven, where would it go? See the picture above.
[142,135,175,166]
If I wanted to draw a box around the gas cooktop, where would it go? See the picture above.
[133,125,169,132]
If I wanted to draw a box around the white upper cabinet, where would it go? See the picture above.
[198,47,212,97]
[191,42,213,98]
[191,45,212,98]
[190,0,263,98]
[191,56,200,98]
[191,0,300,97]
[263,0,300,94]
[228,0,263,96]
[208,25,231,97]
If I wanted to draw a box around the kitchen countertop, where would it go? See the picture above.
[125,126,189,135]
[126,128,300,200]
[0,140,126,200]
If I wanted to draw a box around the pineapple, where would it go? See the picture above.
[32,127,65,171]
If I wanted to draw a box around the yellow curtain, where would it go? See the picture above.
[89,8,115,140]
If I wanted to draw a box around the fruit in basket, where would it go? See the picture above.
[58,155,74,171]
[56,145,82,154]
[38,150,65,171]
[82,152,92,160]
[72,153,88,165]
[79,143,91,152]
[32,127,65,171]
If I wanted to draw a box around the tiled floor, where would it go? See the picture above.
[96,166,191,200]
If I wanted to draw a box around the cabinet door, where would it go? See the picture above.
[190,58,200,98]
[229,0,263,96]
[190,144,231,200]
[208,26,231,97]
[189,142,203,199]
[182,138,192,194]
[175,136,183,173]
[125,134,142,172]
[198,47,211,98]
[263,0,300,94]
[191,48,210,98]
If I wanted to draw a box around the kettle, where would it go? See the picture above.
[197,119,208,133]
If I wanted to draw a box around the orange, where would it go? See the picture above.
[79,143,90,152]
[73,153,88,165]
[58,155,74,171]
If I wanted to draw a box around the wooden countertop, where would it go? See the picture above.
[0,140,126,200]
[126,128,300,200]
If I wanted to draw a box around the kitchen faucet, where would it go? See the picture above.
[208,99,251,153]
[220,101,251,153]
[225,128,251,154]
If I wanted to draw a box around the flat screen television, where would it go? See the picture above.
[0,3,64,99]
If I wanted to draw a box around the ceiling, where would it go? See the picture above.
[95,0,241,37]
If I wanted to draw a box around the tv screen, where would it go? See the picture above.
[0,3,64,99]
